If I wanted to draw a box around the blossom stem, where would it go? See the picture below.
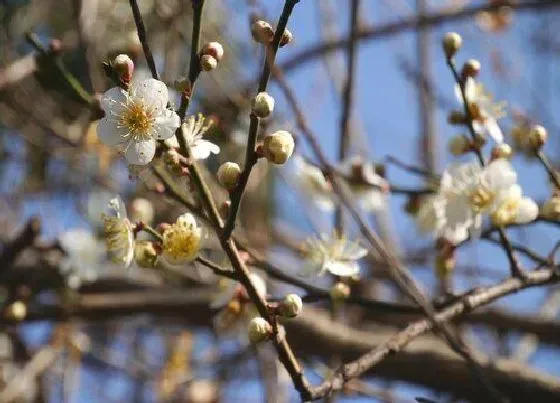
[221,0,300,240]
[128,0,159,80]
[138,223,163,242]
[536,150,560,190]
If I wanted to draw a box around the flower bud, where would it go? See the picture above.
[279,28,293,47]
[330,282,350,301]
[200,54,218,72]
[448,134,471,156]
[251,20,274,44]
[248,317,272,343]
[217,162,241,190]
[263,130,295,165]
[447,110,466,125]
[202,41,224,62]
[442,32,462,59]
[130,198,155,224]
[113,54,134,84]
[528,125,547,149]
[541,196,560,220]
[462,59,481,78]
[278,294,303,318]
[134,240,158,268]
[491,143,513,160]
[5,301,26,321]
[252,92,275,118]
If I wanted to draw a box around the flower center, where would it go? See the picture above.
[491,197,519,226]
[163,224,201,262]
[119,100,154,140]
[469,185,495,213]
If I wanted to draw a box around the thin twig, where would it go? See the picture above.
[536,150,560,190]
[128,0,159,79]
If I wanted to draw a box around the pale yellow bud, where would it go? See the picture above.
[448,135,471,156]
[279,294,303,318]
[442,32,462,59]
[252,92,275,118]
[462,59,481,78]
[279,28,293,47]
[248,317,272,343]
[200,54,217,71]
[217,162,241,190]
[491,143,513,160]
[5,301,26,321]
[330,282,350,301]
[202,41,224,62]
[113,54,134,82]
[529,125,547,149]
[263,130,295,165]
[251,20,274,44]
[134,240,158,268]
[541,197,560,220]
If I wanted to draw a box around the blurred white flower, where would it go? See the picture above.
[292,156,334,211]
[340,156,388,213]
[162,213,202,265]
[417,159,534,243]
[455,77,506,143]
[182,114,220,160]
[97,78,180,165]
[302,233,367,277]
[129,197,155,224]
[102,196,135,268]
[59,228,105,287]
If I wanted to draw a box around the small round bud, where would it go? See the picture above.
[528,125,547,149]
[279,294,303,318]
[134,240,158,268]
[248,317,272,343]
[217,162,241,190]
[330,282,350,301]
[252,92,275,118]
[200,54,218,72]
[541,197,560,220]
[130,198,155,224]
[448,134,471,156]
[491,143,513,160]
[5,301,26,321]
[251,20,274,44]
[447,110,467,125]
[263,130,295,165]
[279,28,293,47]
[113,54,134,83]
[442,32,462,59]
[462,59,481,78]
[202,41,224,62]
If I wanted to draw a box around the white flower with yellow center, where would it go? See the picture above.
[97,78,180,165]
[490,185,538,226]
[455,77,506,143]
[302,233,367,277]
[292,156,334,211]
[102,196,135,268]
[162,213,202,265]
[182,114,220,160]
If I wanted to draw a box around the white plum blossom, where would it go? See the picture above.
[417,159,537,243]
[59,228,105,288]
[97,78,180,165]
[102,196,135,268]
[181,113,220,160]
[302,233,368,277]
[161,213,202,265]
[455,77,506,143]
[292,156,334,211]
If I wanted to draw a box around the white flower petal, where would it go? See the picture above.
[326,260,359,277]
[153,110,181,140]
[97,118,126,146]
[485,159,516,189]
[129,78,169,112]
[190,140,220,160]
[124,139,156,165]
[485,118,504,143]
[515,198,538,224]
[100,87,127,114]
[417,196,445,234]
[343,243,368,261]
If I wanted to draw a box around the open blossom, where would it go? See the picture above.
[455,77,506,143]
[292,156,334,211]
[102,196,135,267]
[162,213,202,265]
[182,114,220,160]
[97,78,180,165]
[301,233,368,277]
[417,160,537,243]
[59,228,105,288]
[340,156,388,212]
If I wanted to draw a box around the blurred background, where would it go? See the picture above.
[1,0,560,401]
